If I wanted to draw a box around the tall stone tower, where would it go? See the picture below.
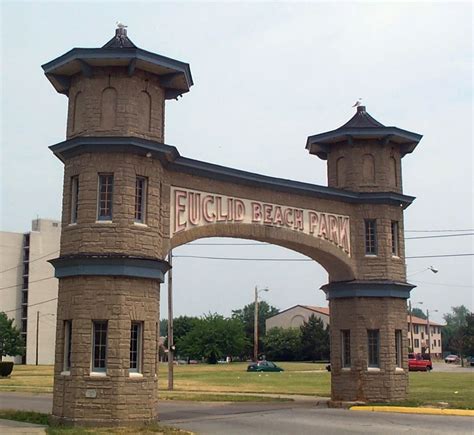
[43,27,192,426]
[307,106,422,403]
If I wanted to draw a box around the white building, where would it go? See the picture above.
[1,219,60,364]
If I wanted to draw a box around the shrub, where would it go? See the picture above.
[0,361,14,377]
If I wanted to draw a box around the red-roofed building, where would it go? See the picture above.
[266,307,444,357]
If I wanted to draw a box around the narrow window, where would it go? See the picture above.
[391,221,399,256]
[414,325,419,334]
[92,321,108,372]
[341,330,351,368]
[134,177,147,223]
[367,329,380,368]
[130,322,143,373]
[395,329,402,368]
[70,176,79,223]
[97,174,114,221]
[365,219,377,255]
[64,320,72,372]
[414,338,419,349]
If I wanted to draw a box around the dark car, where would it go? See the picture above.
[247,361,284,372]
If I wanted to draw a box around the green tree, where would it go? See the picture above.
[163,316,199,350]
[410,307,427,319]
[442,305,471,353]
[232,301,279,357]
[263,327,301,361]
[179,313,248,363]
[300,315,330,361]
[0,312,25,362]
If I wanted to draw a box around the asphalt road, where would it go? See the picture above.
[0,393,472,435]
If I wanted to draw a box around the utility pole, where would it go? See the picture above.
[167,250,174,390]
[409,300,414,352]
[254,286,258,362]
[426,309,431,358]
[36,311,40,366]
[253,286,269,362]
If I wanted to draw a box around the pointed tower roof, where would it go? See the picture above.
[42,27,193,99]
[306,106,422,160]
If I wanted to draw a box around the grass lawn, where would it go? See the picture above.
[1,362,473,409]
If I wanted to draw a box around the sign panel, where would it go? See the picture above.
[170,187,351,256]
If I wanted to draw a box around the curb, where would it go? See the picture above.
[350,406,474,417]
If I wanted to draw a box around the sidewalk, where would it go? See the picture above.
[0,418,46,434]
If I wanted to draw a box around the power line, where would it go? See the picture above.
[405,253,473,259]
[174,253,474,261]
[411,280,473,289]
[0,250,59,274]
[405,229,473,233]
[406,233,473,240]
[3,297,58,314]
[0,276,56,291]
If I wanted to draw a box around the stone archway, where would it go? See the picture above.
[45,26,421,426]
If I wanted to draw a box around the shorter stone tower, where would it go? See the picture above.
[44,28,192,426]
[307,106,422,403]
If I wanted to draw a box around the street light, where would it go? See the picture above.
[254,286,269,362]
[408,266,438,352]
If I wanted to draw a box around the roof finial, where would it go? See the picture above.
[115,21,128,47]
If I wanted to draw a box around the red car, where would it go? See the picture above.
[408,353,432,371]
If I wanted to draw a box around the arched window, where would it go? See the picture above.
[336,157,346,187]
[362,154,375,184]
[100,87,117,129]
[72,91,83,132]
[138,91,152,132]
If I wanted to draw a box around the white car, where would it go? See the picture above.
[444,354,460,363]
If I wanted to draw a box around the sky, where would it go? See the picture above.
[1,1,472,324]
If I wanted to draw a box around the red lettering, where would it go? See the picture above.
[203,195,215,223]
[294,209,304,231]
[188,192,201,225]
[216,196,228,222]
[308,211,319,234]
[263,204,273,224]
[318,214,328,239]
[174,190,187,233]
[273,206,283,226]
[284,208,293,227]
[234,200,245,221]
[329,215,339,244]
[339,216,350,254]
[252,202,262,222]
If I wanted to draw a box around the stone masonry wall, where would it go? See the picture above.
[67,68,165,143]
[329,297,408,402]
[52,276,160,425]
[60,152,165,259]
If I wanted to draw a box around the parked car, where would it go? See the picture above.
[465,356,474,367]
[247,361,284,372]
[408,353,432,371]
[444,354,460,364]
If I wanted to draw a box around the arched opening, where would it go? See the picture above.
[138,91,152,131]
[100,87,117,129]
[72,91,83,132]
[362,154,375,184]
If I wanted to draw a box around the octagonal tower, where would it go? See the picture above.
[44,27,192,426]
[307,106,422,403]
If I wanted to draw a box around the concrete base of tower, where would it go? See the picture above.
[322,283,412,403]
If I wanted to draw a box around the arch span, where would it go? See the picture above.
[169,223,356,282]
